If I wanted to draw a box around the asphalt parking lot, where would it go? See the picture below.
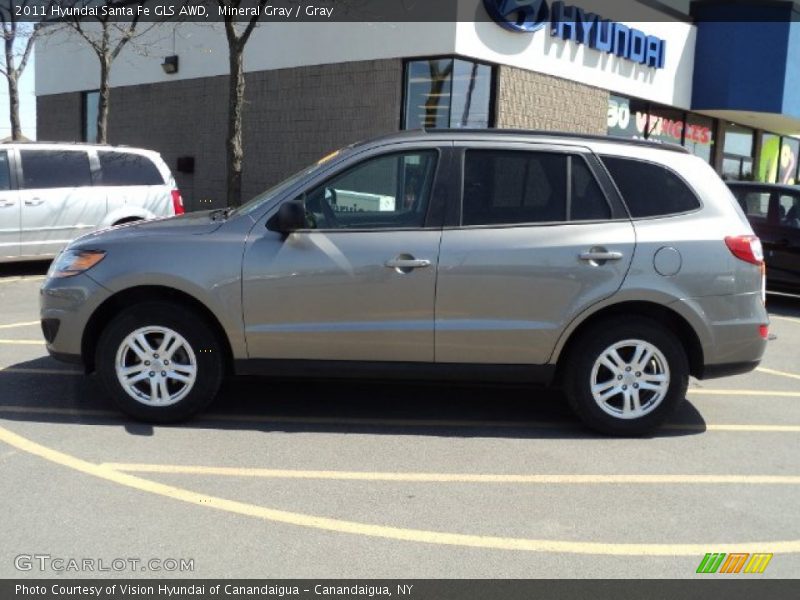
[1,261,799,579]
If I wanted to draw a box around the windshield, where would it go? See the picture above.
[232,148,347,217]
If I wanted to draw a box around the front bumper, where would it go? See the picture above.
[39,273,111,366]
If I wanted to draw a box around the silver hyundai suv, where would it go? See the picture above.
[40,130,769,435]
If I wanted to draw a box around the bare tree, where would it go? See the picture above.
[60,0,154,143]
[218,0,268,207]
[0,0,55,140]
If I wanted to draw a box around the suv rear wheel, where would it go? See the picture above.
[564,317,688,436]
[96,302,223,423]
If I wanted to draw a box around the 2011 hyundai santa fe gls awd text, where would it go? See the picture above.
[39,130,769,436]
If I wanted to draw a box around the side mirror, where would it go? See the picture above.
[267,200,306,233]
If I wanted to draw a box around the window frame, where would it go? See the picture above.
[597,154,704,220]
[450,143,622,230]
[282,146,450,233]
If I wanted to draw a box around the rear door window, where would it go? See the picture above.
[20,150,92,189]
[461,150,610,226]
[99,151,164,186]
[732,189,771,223]
[600,156,701,218]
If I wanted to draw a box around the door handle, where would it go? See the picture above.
[24,198,45,207]
[0,199,14,208]
[385,256,431,273]
[579,250,624,262]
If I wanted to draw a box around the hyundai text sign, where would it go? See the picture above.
[483,0,667,69]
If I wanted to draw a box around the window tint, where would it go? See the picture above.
[0,151,10,191]
[571,158,610,220]
[99,151,164,186]
[299,151,437,230]
[601,156,700,217]
[732,189,770,222]
[463,151,567,226]
[20,150,92,189]
[779,194,800,229]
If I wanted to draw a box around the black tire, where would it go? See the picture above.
[563,316,689,436]
[96,301,224,423]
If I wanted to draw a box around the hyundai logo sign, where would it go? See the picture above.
[482,0,550,33]
[483,0,667,69]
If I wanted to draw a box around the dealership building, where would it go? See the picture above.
[35,0,800,209]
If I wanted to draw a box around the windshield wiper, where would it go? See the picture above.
[210,207,233,221]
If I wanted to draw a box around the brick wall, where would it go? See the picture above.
[495,66,609,134]
[37,59,403,210]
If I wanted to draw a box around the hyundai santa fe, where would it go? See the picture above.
[39,130,769,435]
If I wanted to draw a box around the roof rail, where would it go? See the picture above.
[420,128,690,154]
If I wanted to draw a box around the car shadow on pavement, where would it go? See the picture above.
[766,293,800,319]
[0,261,51,277]
[0,356,708,440]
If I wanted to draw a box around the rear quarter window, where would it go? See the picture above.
[600,155,701,218]
[99,151,165,186]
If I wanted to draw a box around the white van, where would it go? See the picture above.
[0,143,184,262]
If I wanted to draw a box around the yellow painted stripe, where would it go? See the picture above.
[687,388,800,398]
[0,321,39,330]
[100,463,800,485]
[1,424,799,556]
[0,339,44,345]
[756,367,800,382]
[771,315,800,325]
[0,276,45,285]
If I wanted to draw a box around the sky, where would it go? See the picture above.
[0,47,37,141]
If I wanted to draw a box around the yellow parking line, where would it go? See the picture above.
[0,276,45,285]
[1,424,799,556]
[771,315,800,325]
[0,339,44,345]
[756,367,800,382]
[100,463,800,485]
[688,388,800,398]
[0,321,39,330]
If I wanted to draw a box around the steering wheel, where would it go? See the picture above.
[320,188,339,228]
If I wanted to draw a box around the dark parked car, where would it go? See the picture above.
[728,181,800,294]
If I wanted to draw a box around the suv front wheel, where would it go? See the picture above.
[96,302,224,423]
[564,317,689,436]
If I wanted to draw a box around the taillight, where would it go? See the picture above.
[759,324,769,339]
[725,235,763,265]
[171,190,185,215]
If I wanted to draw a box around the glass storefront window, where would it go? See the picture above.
[607,96,715,164]
[779,137,799,185]
[722,123,755,181]
[403,58,492,130]
[684,113,714,163]
[82,91,99,143]
[758,133,781,183]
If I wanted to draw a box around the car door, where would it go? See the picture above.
[0,149,20,260]
[241,145,450,362]
[768,190,800,290]
[18,148,107,258]
[435,143,635,364]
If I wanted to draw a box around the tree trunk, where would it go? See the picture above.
[6,73,21,141]
[96,55,111,144]
[226,45,245,207]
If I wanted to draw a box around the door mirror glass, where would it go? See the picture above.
[267,200,306,233]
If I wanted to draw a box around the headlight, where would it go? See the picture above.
[47,249,106,279]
